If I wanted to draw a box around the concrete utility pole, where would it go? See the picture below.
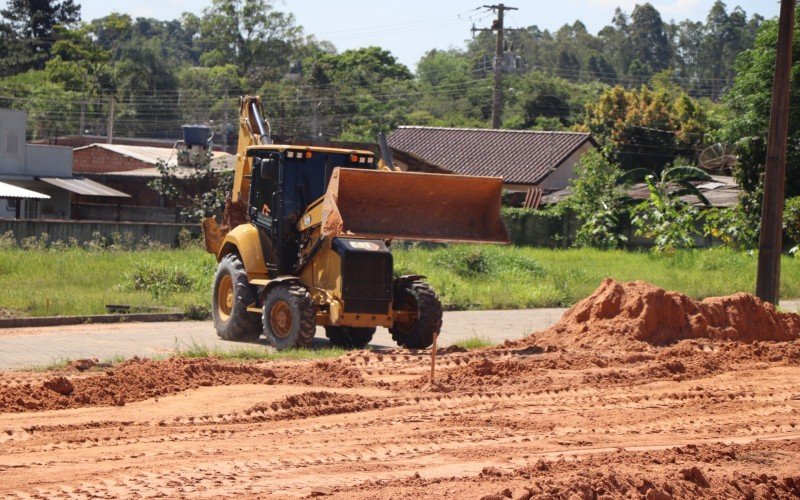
[756,0,796,305]
[473,4,518,128]
[106,97,115,144]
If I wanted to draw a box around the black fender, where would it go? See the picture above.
[259,276,304,300]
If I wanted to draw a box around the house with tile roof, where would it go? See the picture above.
[387,126,598,193]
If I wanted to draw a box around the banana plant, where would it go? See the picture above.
[625,165,713,252]
[622,165,713,208]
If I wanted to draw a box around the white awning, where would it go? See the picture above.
[0,181,50,199]
[39,177,130,198]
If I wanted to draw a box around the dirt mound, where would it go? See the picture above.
[532,279,800,347]
[243,391,395,421]
[0,357,276,412]
[280,360,366,388]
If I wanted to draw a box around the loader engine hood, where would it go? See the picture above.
[321,168,510,243]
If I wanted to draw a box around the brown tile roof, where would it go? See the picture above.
[388,126,597,185]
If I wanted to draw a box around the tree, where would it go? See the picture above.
[628,3,672,79]
[582,83,708,172]
[150,153,233,221]
[197,0,302,83]
[0,0,80,72]
[567,149,629,249]
[721,4,800,198]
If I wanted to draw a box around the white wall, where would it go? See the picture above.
[535,142,596,192]
[26,144,72,178]
[0,109,27,176]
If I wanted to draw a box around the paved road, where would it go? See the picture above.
[0,308,568,370]
[3,298,798,371]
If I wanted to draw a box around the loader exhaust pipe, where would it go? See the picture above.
[321,168,509,244]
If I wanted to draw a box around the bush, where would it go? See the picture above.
[784,196,800,245]
[0,230,16,250]
[566,150,628,249]
[126,262,194,298]
[704,206,759,250]
[177,228,202,249]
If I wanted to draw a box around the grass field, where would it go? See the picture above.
[1,245,799,317]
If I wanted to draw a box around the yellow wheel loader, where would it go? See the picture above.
[203,96,509,350]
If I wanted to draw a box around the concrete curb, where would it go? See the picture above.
[0,313,188,329]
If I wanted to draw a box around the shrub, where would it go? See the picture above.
[566,150,628,249]
[126,262,194,298]
[0,231,15,250]
[784,196,800,245]
[704,206,759,250]
[177,228,202,249]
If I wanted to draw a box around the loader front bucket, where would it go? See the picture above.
[321,168,510,243]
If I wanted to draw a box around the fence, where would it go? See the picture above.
[0,212,717,249]
[0,219,200,246]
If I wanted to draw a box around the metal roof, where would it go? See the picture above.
[387,126,597,185]
[0,181,50,199]
[74,143,233,169]
[39,177,130,198]
[542,175,741,208]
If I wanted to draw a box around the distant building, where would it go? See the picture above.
[0,109,128,220]
[542,175,742,208]
[72,143,233,222]
[387,126,598,193]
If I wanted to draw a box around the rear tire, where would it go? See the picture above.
[389,281,443,349]
[211,253,261,341]
[263,283,316,350]
[325,326,376,349]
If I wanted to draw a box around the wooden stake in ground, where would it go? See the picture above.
[430,332,439,385]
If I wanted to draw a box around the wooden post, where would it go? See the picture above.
[430,332,439,385]
[756,0,796,305]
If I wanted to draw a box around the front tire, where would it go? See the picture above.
[325,326,376,349]
[211,253,261,341]
[263,283,316,350]
[389,280,443,349]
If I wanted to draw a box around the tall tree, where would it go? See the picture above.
[722,4,800,197]
[0,0,80,72]
[197,0,302,84]
[628,3,672,80]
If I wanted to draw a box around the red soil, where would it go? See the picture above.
[531,279,800,348]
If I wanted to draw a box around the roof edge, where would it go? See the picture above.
[395,126,593,137]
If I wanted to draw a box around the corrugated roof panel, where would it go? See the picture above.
[39,178,130,198]
[388,126,595,185]
[0,181,50,199]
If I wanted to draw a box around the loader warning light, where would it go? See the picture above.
[305,151,313,159]
[350,155,359,162]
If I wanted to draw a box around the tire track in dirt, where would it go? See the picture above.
[3,280,800,498]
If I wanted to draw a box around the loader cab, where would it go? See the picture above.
[247,147,375,275]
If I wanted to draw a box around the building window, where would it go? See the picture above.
[5,199,17,211]
[5,131,19,157]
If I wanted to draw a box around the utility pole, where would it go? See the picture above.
[106,96,115,144]
[473,4,519,129]
[756,0,795,305]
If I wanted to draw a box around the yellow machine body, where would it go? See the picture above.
[204,95,509,333]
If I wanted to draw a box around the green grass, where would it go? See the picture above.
[393,245,800,310]
[0,247,213,317]
[2,245,800,317]
[27,341,347,371]
[172,339,347,361]
[453,335,496,349]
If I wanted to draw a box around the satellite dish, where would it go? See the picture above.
[699,143,737,174]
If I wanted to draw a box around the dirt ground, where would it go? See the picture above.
[1,280,800,499]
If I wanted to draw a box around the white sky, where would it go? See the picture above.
[77,0,781,69]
